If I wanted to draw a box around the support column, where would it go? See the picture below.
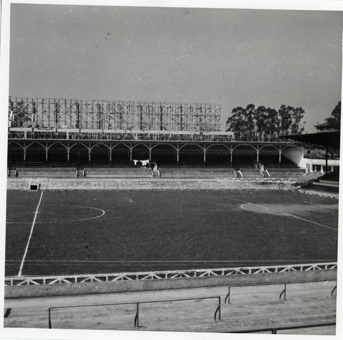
[149,147,152,161]
[325,146,328,176]
[88,149,91,162]
[279,148,282,167]
[203,148,207,167]
[256,149,259,162]
[129,144,133,162]
[45,142,49,162]
[23,141,27,161]
[176,145,180,166]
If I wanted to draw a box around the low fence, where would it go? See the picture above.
[48,296,222,329]
[5,262,337,298]
[224,280,337,304]
[46,280,336,331]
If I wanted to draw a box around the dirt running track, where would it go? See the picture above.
[4,281,337,335]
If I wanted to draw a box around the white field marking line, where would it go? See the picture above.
[226,196,337,231]
[6,205,105,224]
[18,190,44,277]
[6,259,337,264]
[281,211,338,231]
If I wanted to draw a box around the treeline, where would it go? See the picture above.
[225,104,305,141]
[325,101,341,130]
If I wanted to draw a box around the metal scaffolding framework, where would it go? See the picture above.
[8,97,222,132]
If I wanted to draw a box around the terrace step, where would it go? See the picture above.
[17,173,77,178]
[313,181,339,188]
[84,174,152,178]
[318,180,339,187]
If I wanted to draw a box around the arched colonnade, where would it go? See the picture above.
[7,140,303,167]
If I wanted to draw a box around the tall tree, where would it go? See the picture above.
[225,106,247,141]
[278,105,305,136]
[325,101,341,130]
[226,104,305,141]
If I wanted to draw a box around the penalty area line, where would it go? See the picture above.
[18,190,44,277]
[226,196,337,231]
[282,212,338,231]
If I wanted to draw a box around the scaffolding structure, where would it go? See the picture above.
[8,97,221,133]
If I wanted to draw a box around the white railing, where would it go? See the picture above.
[5,262,337,286]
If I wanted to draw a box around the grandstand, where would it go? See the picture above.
[7,96,314,182]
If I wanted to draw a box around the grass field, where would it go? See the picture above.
[5,189,338,277]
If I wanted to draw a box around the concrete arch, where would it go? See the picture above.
[89,142,111,151]
[111,143,131,165]
[205,144,231,166]
[25,141,46,150]
[111,142,131,149]
[89,143,111,164]
[131,143,150,150]
[178,143,205,151]
[230,144,259,167]
[47,141,69,150]
[7,142,25,163]
[47,143,69,163]
[151,143,178,151]
[25,141,46,163]
[151,144,177,166]
[68,142,89,164]
[179,143,206,166]
[8,141,25,148]
[132,144,150,161]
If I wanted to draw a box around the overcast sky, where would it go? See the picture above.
[9,4,342,132]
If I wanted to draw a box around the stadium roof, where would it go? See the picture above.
[280,131,340,150]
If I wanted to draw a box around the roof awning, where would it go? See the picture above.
[280,131,340,150]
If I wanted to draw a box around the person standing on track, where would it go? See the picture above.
[150,160,161,177]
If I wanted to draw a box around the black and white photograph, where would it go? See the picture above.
[1,0,342,339]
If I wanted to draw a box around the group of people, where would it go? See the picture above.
[133,159,161,177]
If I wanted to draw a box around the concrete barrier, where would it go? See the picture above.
[7,178,296,191]
[5,269,337,299]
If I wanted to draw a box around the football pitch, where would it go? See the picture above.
[5,189,338,277]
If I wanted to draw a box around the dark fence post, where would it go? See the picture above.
[279,283,287,301]
[331,285,337,297]
[225,286,231,304]
[134,303,140,328]
[214,296,222,321]
[48,308,52,329]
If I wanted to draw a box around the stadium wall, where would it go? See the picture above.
[6,178,296,191]
[5,268,337,299]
